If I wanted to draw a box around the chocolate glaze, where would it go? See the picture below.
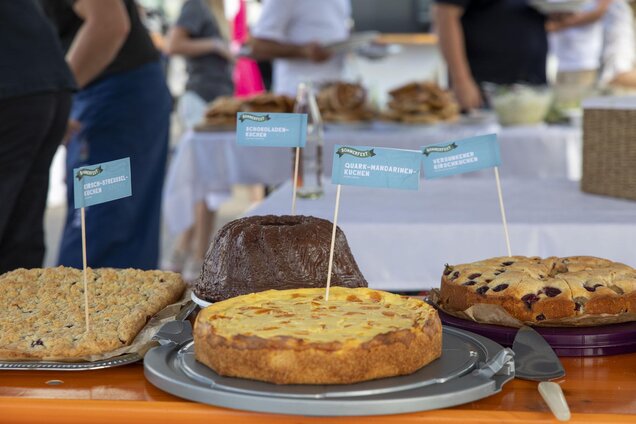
[194,215,368,302]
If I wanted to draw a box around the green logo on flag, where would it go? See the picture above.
[75,166,103,180]
[239,113,271,123]
[422,142,458,156]
[336,147,376,158]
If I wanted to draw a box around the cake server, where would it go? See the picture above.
[512,325,570,421]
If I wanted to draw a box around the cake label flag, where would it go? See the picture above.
[236,112,307,147]
[331,145,422,190]
[421,133,501,179]
[73,158,132,209]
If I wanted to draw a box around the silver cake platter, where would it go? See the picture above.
[144,321,515,416]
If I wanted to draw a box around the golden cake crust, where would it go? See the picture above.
[440,256,636,324]
[0,267,185,360]
[194,287,442,384]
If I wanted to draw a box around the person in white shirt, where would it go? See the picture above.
[548,0,611,105]
[249,0,351,96]
[549,0,636,95]
[599,0,636,88]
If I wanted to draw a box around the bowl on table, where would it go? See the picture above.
[484,83,553,126]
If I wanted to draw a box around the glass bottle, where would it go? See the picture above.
[293,82,324,199]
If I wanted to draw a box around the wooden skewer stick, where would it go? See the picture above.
[80,207,90,333]
[291,147,301,215]
[325,184,342,301]
[494,166,512,257]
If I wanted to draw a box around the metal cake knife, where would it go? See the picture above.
[512,325,571,421]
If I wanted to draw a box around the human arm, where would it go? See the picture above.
[248,0,332,63]
[546,0,612,31]
[249,38,330,62]
[165,26,233,61]
[433,3,482,110]
[66,0,130,88]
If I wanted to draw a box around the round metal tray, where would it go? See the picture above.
[144,323,514,416]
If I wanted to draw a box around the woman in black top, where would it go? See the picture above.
[42,0,172,270]
[163,0,234,279]
[0,0,75,273]
[434,0,548,110]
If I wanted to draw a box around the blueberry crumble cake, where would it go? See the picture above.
[0,267,185,360]
[440,256,636,323]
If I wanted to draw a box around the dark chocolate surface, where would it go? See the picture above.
[194,215,368,302]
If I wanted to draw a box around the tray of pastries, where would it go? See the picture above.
[195,93,295,132]
[316,81,376,126]
[381,81,459,125]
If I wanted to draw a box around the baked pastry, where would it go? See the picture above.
[0,267,185,360]
[382,81,459,124]
[194,287,442,384]
[196,93,295,130]
[197,96,243,129]
[195,215,368,302]
[316,82,375,122]
[440,256,636,324]
[241,93,295,113]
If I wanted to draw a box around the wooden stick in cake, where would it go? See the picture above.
[235,112,309,214]
[80,207,90,333]
[328,144,423,300]
[422,134,506,253]
[325,184,342,301]
[494,166,512,257]
[291,146,300,215]
[72,158,132,334]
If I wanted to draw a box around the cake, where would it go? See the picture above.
[194,287,442,384]
[0,267,185,360]
[440,256,636,324]
[194,215,368,302]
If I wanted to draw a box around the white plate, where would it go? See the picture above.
[325,31,379,54]
[191,292,213,308]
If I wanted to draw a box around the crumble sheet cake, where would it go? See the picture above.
[0,267,185,361]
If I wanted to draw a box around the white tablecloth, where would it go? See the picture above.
[163,123,582,234]
[247,179,636,291]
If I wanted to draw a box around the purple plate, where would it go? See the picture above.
[439,310,636,357]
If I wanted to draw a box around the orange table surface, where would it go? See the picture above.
[1,353,636,424]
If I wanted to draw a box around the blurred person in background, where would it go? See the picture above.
[0,1,75,273]
[600,0,636,89]
[42,0,172,270]
[434,0,548,111]
[163,0,234,278]
[166,0,234,129]
[249,0,351,96]
[547,0,611,106]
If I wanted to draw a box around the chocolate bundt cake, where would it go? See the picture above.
[194,215,368,302]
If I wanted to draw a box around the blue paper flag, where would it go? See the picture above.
[421,133,501,179]
[331,145,422,190]
[73,158,132,209]
[236,112,307,147]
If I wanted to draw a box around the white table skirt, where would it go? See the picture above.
[163,123,582,234]
[246,179,636,291]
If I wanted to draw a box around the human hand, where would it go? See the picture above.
[303,42,331,63]
[211,38,235,63]
[452,76,483,111]
[63,119,81,146]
